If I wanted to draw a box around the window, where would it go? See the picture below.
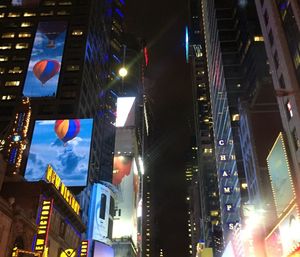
[254,36,264,42]
[18,32,31,38]
[2,33,15,38]
[5,81,20,87]
[0,13,4,18]
[40,11,54,16]
[58,1,72,5]
[100,194,107,220]
[0,44,12,50]
[8,13,21,17]
[57,11,70,15]
[0,56,8,62]
[1,95,16,101]
[72,30,83,36]
[24,12,36,17]
[66,65,80,71]
[21,22,33,27]
[43,1,56,6]
[16,43,29,49]
[0,67,4,74]
[8,67,22,74]
[232,114,240,121]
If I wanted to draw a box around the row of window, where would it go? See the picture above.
[0,43,29,50]
[1,10,71,18]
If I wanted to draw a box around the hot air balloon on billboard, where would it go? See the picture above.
[54,119,80,145]
[38,21,67,48]
[33,59,60,85]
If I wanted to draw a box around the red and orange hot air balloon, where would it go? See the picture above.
[33,59,60,85]
[54,119,80,145]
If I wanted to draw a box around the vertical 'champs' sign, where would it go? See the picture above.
[34,198,54,254]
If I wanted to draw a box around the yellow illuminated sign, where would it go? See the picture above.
[46,165,80,215]
[60,249,76,257]
[79,240,89,257]
[34,199,53,254]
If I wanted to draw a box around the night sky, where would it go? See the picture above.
[125,1,193,256]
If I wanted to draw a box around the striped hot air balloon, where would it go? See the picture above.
[54,119,80,145]
[33,59,60,84]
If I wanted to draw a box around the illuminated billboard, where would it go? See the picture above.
[88,183,115,244]
[112,157,139,247]
[25,119,93,187]
[279,204,300,256]
[116,97,136,127]
[267,133,295,217]
[93,242,114,257]
[23,21,67,97]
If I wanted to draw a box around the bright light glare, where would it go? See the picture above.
[118,67,128,77]
[138,156,144,175]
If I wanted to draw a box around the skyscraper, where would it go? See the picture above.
[187,0,223,255]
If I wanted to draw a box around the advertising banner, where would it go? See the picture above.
[267,133,295,217]
[88,183,115,244]
[116,97,136,127]
[23,21,67,97]
[112,157,139,247]
[25,119,93,187]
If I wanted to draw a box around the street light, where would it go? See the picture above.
[118,67,128,78]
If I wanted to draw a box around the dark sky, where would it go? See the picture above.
[125,1,193,256]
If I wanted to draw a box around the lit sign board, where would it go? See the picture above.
[279,204,300,256]
[88,183,114,244]
[23,21,67,97]
[79,240,89,257]
[112,158,139,248]
[34,199,53,254]
[267,132,295,217]
[45,165,80,215]
[116,97,136,127]
[25,119,93,187]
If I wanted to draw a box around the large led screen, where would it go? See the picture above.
[112,156,139,247]
[25,119,93,187]
[93,242,114,257]
[279,205,300,256]
[88,183,114,244]
[23,21,67,97]
[267,133,295,217]
[116,97,136,127]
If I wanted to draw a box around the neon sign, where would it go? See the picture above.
[45,165,80,215]
[34,199,53,254]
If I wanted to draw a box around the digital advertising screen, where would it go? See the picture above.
[25,119,93,187]
[116,97,136,127]
[88,183,114,244]
[267,132,295,217]
[265,227,284,257]
[23,21,67,97]
[278,204,300,256]
[112,157,139,247]
[93,242,114,257]
[221,241,236,257]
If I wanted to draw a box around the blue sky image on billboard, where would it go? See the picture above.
[23,21,67,97]
[25,119,93,187]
